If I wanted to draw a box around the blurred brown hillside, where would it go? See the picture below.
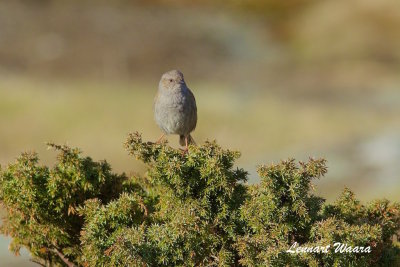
[1,0,399,88]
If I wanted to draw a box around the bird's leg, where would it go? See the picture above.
[180,136,189,154]
[155,133,166,144]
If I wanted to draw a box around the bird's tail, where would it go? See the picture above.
[179,134,196,146]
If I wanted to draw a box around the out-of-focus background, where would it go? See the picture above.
[0,0,399,265]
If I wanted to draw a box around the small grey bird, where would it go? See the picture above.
[154,70,197,151]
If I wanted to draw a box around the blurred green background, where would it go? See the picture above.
[1,0,400,265]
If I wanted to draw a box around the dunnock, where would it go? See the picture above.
[154,70,197,151]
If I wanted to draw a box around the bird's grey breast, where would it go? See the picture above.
[154,86,196,135]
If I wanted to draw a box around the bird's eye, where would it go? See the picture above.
[169,79,173,82]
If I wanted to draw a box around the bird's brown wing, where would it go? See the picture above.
[187,88,197,132]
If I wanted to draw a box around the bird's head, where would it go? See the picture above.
[159,70,185,91]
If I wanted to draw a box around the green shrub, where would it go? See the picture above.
[0,133,399,266]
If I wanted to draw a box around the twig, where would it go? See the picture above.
[52,248,77,267]
[29,258,46,267]
[138,197,148,218]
